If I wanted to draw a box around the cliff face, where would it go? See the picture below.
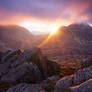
[41,24,92,61]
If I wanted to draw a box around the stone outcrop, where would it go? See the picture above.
[74,66,92,85]
[0,49,23,77]
[1,62,41,83]
[0,47,92,92]
[9,48,60,78]
[0,48,61,92]
[6,83,42,92]
[55,66,92,92]
[70,79,92,92]
[1,49,22,64]
[55,75,73,92]
[10,48,39,68]
[41,76,60,91]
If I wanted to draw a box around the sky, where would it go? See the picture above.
[0,0,92,34]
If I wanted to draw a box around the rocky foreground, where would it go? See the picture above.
[0,48,92,92]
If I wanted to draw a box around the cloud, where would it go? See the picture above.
[0,0,92,24]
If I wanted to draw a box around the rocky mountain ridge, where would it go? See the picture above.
[41,23,92,61]
[0,25,47,51]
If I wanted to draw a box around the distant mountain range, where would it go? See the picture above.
[0,25,48,51]
[0,25,34,51]
[0,25,92,92]
[41,23,92,61]
[0,23,92,61]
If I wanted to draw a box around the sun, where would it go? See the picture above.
[50,30,57,35]
[19,21,60,35]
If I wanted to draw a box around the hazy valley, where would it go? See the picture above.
[0,23,92,92]
[1,0,92,92]
[1,24,92,61]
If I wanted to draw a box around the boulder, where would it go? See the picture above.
[0,49,23,77]
[1,49,22,64]
[74,66,92,85]
[70,78,92,92]
[6,83,42,92]
[55,75,73,92]
[1,62,41,83]
[41,76,60,91]
[55,65,92,92]
[10,48,40,68]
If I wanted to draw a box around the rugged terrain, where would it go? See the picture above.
[0,23,92,92]
[0,48,92,92]
[41,24,92,61]
[0,48,61,92]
